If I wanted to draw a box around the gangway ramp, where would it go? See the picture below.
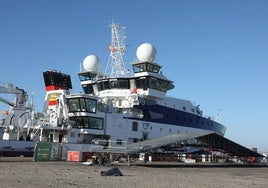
[197,133,264,157]
[92,132,263,158]
[92,131,212,155]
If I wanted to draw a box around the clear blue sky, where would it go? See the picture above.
[0,0,267,152]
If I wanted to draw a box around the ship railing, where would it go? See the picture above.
[91,139,127,154]
[31,128,41,142]
[202,115,214,121]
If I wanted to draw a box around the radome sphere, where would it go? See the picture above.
[136,43,157,62]
[83,55,100,72]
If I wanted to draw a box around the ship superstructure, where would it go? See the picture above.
[73,21,226,147]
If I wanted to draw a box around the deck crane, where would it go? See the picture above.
[0,83,33,140]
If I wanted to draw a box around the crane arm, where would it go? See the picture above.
[0,97,14,107]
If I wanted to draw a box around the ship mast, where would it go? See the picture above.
[105,20,129,78]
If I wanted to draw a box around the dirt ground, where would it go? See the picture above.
[0,157,268,188]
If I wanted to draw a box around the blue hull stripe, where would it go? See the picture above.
[129,104,226,136]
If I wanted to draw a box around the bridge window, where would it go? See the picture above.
[133,63,146,73]
[118,79,129,89]
[135,78,148,90]
[78,72,96,81]
[148,77,169,92]
[88,117,103,129]
[133,62,160,73]
[70,116,103,130]
[67,98,80,112]
[109,78,129,89]
[97,80,109,91]
[85,98,97,113]
[79,98,86,111]
[82,84,94,94]
[67,98,97,113]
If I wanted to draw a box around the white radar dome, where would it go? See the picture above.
[136,43,157,62]
[83,55,100,73]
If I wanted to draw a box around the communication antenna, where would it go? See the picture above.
[216,110,221,122]
[105,20,129,78]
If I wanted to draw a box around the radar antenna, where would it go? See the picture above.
[105,20,129,78]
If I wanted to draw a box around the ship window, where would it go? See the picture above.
[85,98,97,113]
[135,78,148,90]
[82,84,94,94]
[147,64,154,72]
[79,74,88,81]
[149,111,164,119]
[109,79,130,89]
[69,116,103,130]
[152,64,160,73]
[182,106,186,111]
[116,139,123,145]
[67,98,97,113]
[79,98,86,112]
[88,117,103,130]
[133,63,146,73]
[83,117,90,128]
[67,98,80,112]
[78,72,96,81]
[109,80,118,88]
[97,80,109,91]
[148,77,169,92]
[69,116,83,128]
[118,79,129,89]
[132,122,138,131]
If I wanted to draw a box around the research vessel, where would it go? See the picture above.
[0,21,226,154]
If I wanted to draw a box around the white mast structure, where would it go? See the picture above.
[105,21,129,78]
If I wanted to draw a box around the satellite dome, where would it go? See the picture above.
[83,55,100,72]
[136,43,157,62]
